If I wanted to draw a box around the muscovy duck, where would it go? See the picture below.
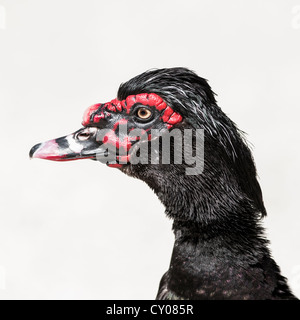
[30,67,297,300]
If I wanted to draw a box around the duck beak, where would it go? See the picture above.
[29,127,107,162]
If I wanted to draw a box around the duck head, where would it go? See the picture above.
[30,68,266,223]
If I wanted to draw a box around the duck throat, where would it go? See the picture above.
[156,219,294,300]
[131,162,295,299]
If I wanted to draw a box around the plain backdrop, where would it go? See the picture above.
[0,0,299,299]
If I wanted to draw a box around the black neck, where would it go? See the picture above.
[132,164,296,299]
[156,217,295,300]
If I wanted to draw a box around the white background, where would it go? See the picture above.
[0,0,300,299]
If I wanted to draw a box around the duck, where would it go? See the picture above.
[29,67,297,300]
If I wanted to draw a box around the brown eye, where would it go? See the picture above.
[136,107,152,120]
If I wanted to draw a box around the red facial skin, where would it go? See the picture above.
[82,93,183,167]
[82,93,182,127]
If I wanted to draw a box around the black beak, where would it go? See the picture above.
[29,127,107,162]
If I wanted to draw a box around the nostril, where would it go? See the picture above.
[76,127,97,141]
[77,132,91,141]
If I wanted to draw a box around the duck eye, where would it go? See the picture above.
[136,107,152,120]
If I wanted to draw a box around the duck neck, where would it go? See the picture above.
[161,217,277,300]
[139,166,294,299]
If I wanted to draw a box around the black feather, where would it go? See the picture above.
[117,67,296,300]
[119,67,266,218]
